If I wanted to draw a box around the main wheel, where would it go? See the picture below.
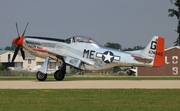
[36,71,47,81]
[54,70,65,81]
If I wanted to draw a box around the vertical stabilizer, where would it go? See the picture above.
[143,36,164,67]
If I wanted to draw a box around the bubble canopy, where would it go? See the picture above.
[65,36,100,45]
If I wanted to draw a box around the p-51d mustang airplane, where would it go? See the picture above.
[12,23,164,81]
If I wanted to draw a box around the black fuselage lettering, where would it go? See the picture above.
[89,50,95,59]
[83,49,89,58]
[83,49,95,59]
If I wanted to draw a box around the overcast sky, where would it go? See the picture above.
[0,0,177,49]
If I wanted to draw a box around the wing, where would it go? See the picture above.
[48,51,95,68]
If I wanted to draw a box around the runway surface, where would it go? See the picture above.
[0,80,180,89]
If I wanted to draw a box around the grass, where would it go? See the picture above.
[0,75,180,81]
[0,75,180,110]
[0,89,180,111]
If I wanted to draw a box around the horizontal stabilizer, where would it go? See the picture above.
[131,55,152,63]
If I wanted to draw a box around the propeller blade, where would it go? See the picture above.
[20,48,25,60]
[12,46,20,62]
[15,23,20,38]
[22,22,28,36]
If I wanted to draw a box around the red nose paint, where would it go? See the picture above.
[12,36,24,47]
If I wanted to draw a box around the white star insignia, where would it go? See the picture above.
[103,52,114,62]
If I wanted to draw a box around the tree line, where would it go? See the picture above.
[104,42,144,51]
[0,43,16,51]
[169,0,180,46]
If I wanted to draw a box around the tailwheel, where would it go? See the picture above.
[36,71,47,81]
[54,70,65,81]
[127,70,135,76]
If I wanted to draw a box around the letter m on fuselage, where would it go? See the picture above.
[83,49,89,58]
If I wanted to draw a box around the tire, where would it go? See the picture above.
[127,70,133,76]
[36,71,47,81]
[54,70,65,81]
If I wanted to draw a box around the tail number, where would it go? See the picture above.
[150,41,157,50]
[149,41,163,56]
[148,50,163,56]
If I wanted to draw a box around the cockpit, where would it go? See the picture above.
[65,36,100,45]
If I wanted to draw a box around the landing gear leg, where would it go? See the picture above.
[54,62,66,81]
[36,55,49,81]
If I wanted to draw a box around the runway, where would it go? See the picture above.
[0,80,180,89]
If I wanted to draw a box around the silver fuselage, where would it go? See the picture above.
[22,36,153,70]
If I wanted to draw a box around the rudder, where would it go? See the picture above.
[143,36,165,67]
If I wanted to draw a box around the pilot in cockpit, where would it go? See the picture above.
[88,38,92,43]
[76,37,81,42]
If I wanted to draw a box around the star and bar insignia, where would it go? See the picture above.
[96,51,120,63]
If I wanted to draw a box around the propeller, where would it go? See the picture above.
[12,23,28,62]
[15,23,20,38]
